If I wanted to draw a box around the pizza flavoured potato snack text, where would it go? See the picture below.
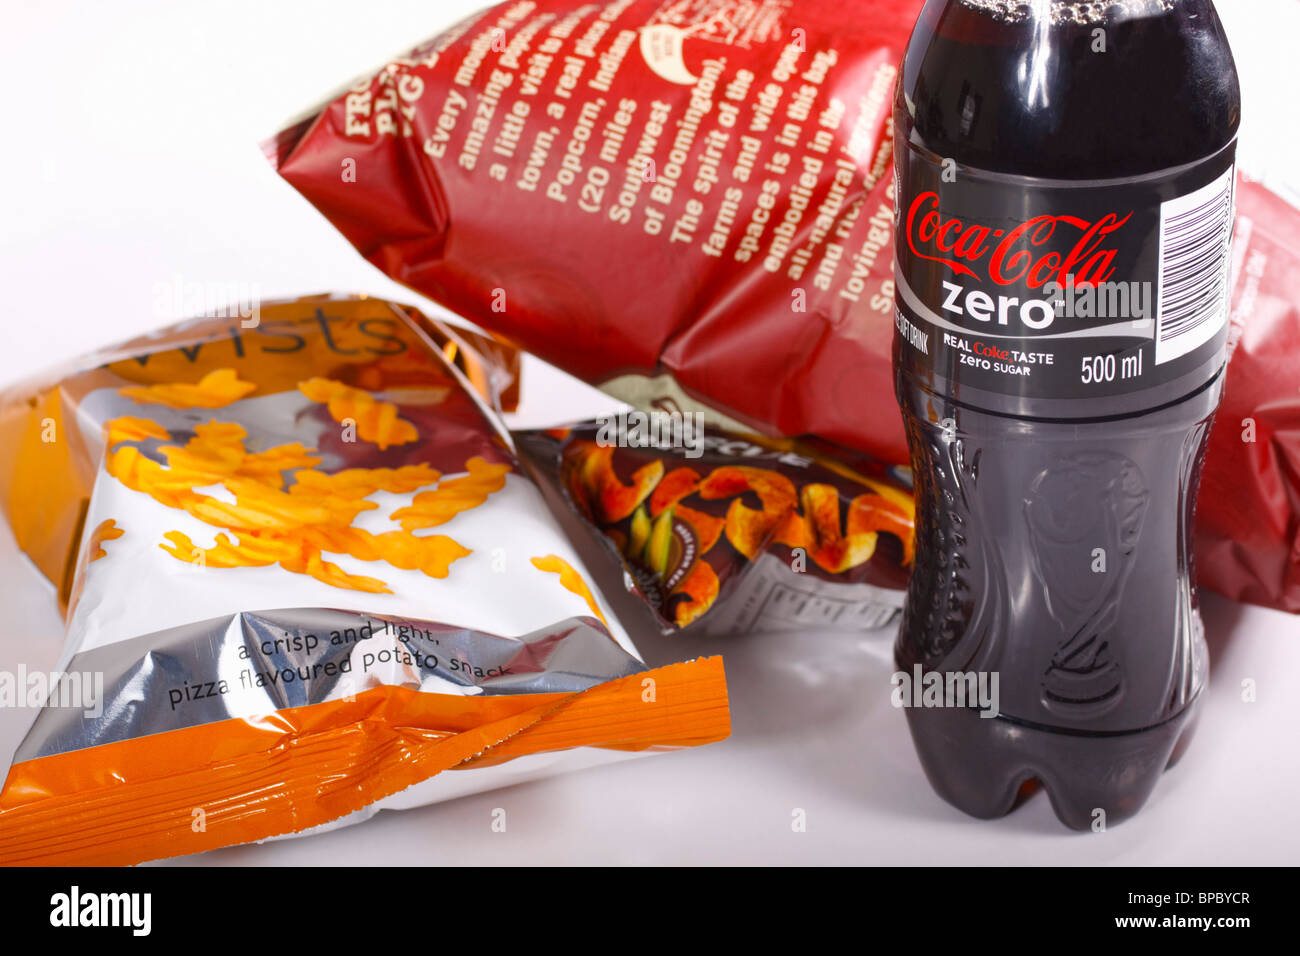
[0,295,729,865]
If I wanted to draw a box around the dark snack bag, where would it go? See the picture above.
[517,419,914,634]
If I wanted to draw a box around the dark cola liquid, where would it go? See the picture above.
[892,0,1239,828]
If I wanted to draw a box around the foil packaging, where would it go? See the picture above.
[0,295,729,865]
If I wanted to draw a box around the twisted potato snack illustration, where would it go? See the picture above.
[121,368,257,409]
[299,377,418,450]
[105,393,498,593]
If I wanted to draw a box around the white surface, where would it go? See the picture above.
[0,0,1297,865]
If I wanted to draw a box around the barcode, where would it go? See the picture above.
[699,553,903,635]
[1156,166,1235,365]
[762,585,900,630]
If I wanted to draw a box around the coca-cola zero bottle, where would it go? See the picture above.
[892,0,1240,828]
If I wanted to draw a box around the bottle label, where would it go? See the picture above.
[893,145,1236,415]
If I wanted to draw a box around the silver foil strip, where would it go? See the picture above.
[16,608,642,763]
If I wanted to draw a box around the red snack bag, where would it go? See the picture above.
[1197,176,1300,612]
[267,0,922,463]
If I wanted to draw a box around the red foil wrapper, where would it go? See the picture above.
[1198,176,1300,612]
[267,0,920,463]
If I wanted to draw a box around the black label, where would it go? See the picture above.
[893,142,1236,418]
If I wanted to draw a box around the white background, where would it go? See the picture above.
[0,0,1297,865]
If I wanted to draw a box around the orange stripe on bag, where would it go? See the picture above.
[0,657,728,866]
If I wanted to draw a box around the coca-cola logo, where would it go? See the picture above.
[905,191,1132,289]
